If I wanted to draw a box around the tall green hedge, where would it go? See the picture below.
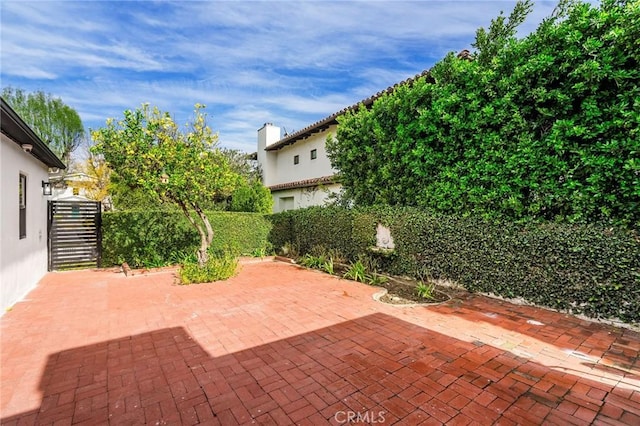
[102,211,271,268]
[327,0,640,227]
[269,206,640,323]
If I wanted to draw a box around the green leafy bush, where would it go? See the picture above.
[230,181,273,213]
[416,282,436,300]
[343,260,369,283]
[298,252,336,275]
[268,206,375,260]
[102,210,271,268]
[268,206,640,323]
[299,253,327,269]
[179,252,238,284]
[327,0,640,227]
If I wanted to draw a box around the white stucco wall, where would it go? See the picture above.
[272,183,342,213]
[271,126,338,186]
[0,134,51,313]
[256,123,280,187]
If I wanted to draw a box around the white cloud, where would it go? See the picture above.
[1,0,560,153]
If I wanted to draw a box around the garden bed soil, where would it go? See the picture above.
[377,278,450,305]
[377,275,471,305]
[329,262,468,305]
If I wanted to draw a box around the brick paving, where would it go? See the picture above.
[1,260,638,425]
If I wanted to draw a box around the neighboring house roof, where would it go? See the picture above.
[0,97,66,169]
[265,69,432,151]
[268,175,338,191]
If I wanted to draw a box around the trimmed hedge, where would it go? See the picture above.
[268,206,375,259]
[102,211,272,268]
[269,206,640,323]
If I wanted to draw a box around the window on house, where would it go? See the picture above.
[19,174,26,239]
[294,155,299,165]
[310,149,317,160]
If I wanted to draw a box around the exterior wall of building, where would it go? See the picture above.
[256,123,280,187]
[271,182,341,213]
[271,125,338,187]
[257,123,342,213]
[0,134,51,313]
[50,173,95,201]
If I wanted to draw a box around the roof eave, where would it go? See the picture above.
[1,97,67,170]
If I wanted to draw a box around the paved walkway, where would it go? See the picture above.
[1,260,638,425]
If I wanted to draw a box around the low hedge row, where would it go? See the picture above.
[102,211,272,268]
[268,206,639,323]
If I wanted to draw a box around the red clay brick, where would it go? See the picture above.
[1,262,638,425]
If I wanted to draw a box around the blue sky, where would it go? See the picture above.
[1,1,558,153]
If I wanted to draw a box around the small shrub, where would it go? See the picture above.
[416,281,436,300]
[343,260,369,283]
[251,245,271,258]
[323,258,335,275]
[179,253,238,284]
[299,253,326,269]
[369,273,388,286]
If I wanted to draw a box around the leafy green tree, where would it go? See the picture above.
[471,0,533,66]
[230,180,273,213]
[218,147,272,212]
[327,0,639,227]
[92,104,241,265]
[2,87,84,166]
[221,148,260,180]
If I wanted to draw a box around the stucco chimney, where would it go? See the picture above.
[257,123,280,187]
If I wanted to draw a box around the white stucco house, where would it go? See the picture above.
[49,172,95,201]
[257,69,431,213]
[0,97,66,314]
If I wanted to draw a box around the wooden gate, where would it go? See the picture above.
[48,201,102,270]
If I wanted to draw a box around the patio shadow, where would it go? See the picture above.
[2,314,638,425]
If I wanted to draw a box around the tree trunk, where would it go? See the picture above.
[197,240,208,266]
[178,201,210,267]
[195,209,214,267]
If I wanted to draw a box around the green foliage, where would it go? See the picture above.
[92,103,242,265]
[2,87,84,166]
[230,180,273,213]
[341,256,387,285]
[323,257,335,274]
[472,0,533,65]
[220,148,260,180]
[102,210,271,268]
[416,281,436,300]
[343,260,369,283]
[298,252,335,274]
[268,206,640,323]
[179,252,238,284]
[299,253,327,269]
[327,0,640,228]
[268,206,375,260]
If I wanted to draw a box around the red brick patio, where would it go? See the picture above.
[1,260,638,425]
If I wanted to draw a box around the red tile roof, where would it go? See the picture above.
[268,175,338,191]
